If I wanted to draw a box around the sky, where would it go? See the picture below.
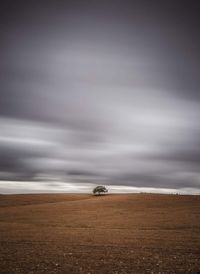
[0,0,200,194]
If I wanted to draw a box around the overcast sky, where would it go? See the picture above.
[0,0,200,194]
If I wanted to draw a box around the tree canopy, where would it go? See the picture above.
[93,186,108,195]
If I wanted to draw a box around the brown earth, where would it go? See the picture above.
[0,193,199,274]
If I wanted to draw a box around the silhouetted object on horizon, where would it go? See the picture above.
[93,186,108,196]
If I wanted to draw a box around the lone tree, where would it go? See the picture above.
[93,185,108,196]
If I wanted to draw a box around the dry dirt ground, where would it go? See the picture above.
[0,193,200,274]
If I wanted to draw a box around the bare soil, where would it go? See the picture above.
[0,193,199,273]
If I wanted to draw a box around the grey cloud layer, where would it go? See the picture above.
[0,0,200,192]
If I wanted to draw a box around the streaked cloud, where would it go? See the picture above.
[0,1,200,193]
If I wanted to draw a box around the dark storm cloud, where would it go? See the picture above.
[0,0,200,193]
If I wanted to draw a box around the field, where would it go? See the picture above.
[0,193,200,274]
